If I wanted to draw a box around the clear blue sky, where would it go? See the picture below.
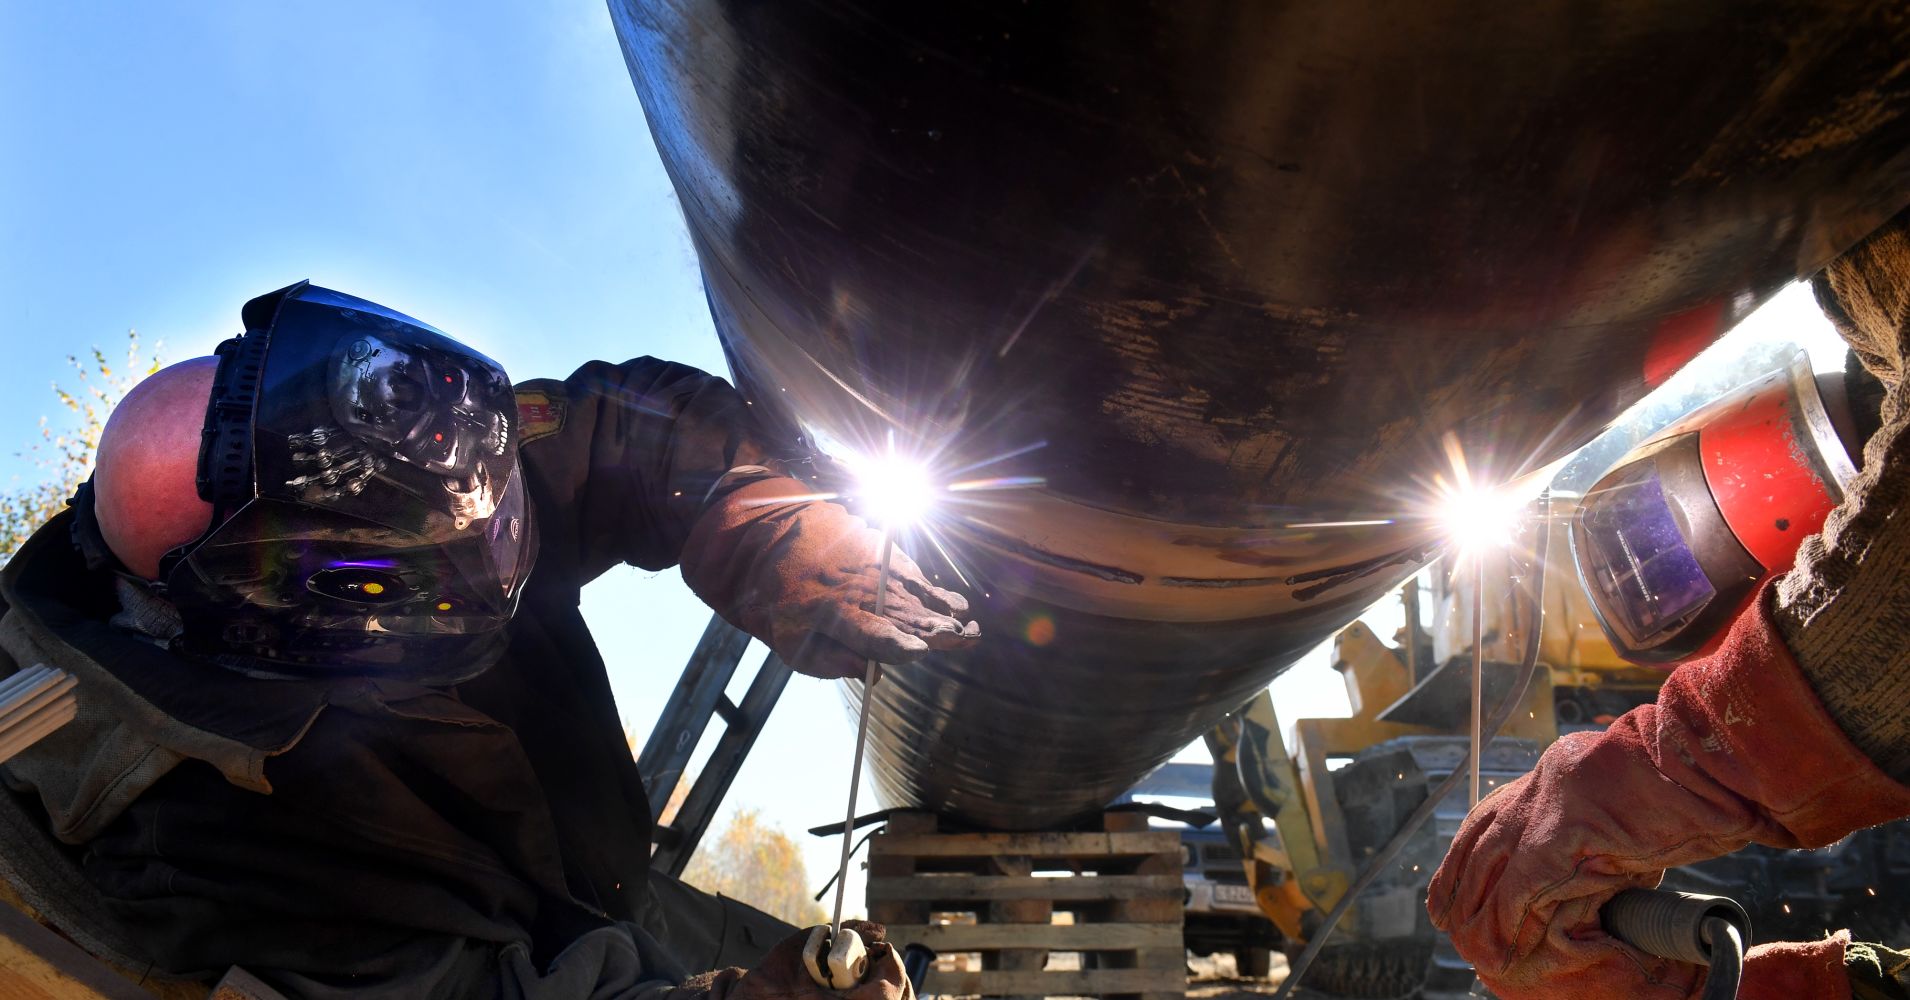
[0,1,1849,922]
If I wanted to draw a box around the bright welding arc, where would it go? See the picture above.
[1274,492,1552,1000]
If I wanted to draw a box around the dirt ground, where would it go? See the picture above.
[1185,952,1319,999]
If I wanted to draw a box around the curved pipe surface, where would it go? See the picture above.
[610,0,1910,827]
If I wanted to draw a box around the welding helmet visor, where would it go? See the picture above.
[1572,352,1856,665]
[157,281,535,682]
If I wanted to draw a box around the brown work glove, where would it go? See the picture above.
[1712,933,1910,1000]
[1738,934,1854,1000]
[680,472,979,679]
[662,922,912,1000]
[1427,584,1910,1000]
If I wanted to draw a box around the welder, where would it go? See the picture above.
[1429,209,1910,998]
[0,280,978,998]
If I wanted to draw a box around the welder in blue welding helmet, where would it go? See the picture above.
[2,278,983,998]
[149,281,534,683]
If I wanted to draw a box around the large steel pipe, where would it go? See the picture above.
[610,0,1910,828]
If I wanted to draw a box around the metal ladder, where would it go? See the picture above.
[638,614,794,876]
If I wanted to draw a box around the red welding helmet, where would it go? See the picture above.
[1572,351,1861,665]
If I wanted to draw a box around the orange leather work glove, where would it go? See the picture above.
[681,473,980,679]
[1738,935,1853,1000]
[664,921,912,1000]
[1427,586,1910,1000]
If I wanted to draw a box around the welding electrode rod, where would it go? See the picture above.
[831,530,896,940]
[0,670,77,738]
[0,697,77,764]
[0,664,51,704]
[1470,552,1484,806]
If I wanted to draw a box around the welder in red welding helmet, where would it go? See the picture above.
[1573,351,1862,666]
[1428,345,1910,1000]
[1429,208,1910,1000]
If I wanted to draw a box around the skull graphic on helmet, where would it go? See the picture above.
[283,332,516,529]
[159,281,536,681]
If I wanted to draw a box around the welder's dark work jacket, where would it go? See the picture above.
[0,358,792,998]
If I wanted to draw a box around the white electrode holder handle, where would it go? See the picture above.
[802,925,869,990]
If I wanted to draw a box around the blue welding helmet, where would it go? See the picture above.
[156,281,535,682]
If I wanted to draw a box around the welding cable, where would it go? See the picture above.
[1273,492,1552,1000]
[811,826,883,903]
[1698,918,1743,1000]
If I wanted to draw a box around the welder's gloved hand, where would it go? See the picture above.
[1737,934,1857,1000]
[1427,584,1910,1000]
[662,921,912,1000]
[1841,937,1910,1000]
[681,472,980,679]
[1723,933,1910,1000]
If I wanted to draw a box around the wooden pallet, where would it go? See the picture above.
[867,810,1184,999]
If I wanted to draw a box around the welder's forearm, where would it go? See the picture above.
[1774,372,1910,783]
[591,359,787,525]
[1810,214,1910,386]
[639,368,793,532]
[540,357,796,576]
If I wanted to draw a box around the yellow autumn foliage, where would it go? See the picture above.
[682,807,828,928]
[1,332,163,563]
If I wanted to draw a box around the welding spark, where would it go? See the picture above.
[944,441,1049,479]
[743,490,844,507]
[947,475,1048,493]
[918,527,974,589]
